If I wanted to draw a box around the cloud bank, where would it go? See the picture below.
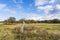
[31,0,60,20]
[0,0,60,21]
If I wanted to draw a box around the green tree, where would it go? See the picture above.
[8,17,16,23]
[18,19,25,23]
[4,17,16,24]
[51,19,60,23]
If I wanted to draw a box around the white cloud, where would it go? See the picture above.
[0,2,22,14]
[27,12,60,20]
[3,8,16,14]
[56,4,60,9]
[13,0,23,4]
[0,4,16,14]
[26,5,60,20]
[35,0,55,6]
[0,15,8,21]
[38,5,53,13]
[49,0,55,3]
[35,0,48,6]
[13,0,23,9]
[0,4,17,21]
[0,4,6,10]
[26,13,49,20]
[26,13,41,20]
[34,0,60,20]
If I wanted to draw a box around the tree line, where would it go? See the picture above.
[2,17,60,24]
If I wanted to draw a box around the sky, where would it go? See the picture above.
[0,0,60,21]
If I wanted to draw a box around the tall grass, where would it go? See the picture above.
[0,23,60,40]
[12,27,60,40]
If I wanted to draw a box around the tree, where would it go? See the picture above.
[4,17,16,24]
[8,17,16,23]
[4,20,8,24]
[18,19,25,23]
[51,19,60,23]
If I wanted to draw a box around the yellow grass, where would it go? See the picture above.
[0,23,60,40]
[0,23,60,34]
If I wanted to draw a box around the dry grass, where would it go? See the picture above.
[0,23,60,40]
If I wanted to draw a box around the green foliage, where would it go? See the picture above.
[18,19,37,23]
[8,17,16,23]
[50,19,60,23]
[40,19,60,23]
[4,17,16,25]
[2,17,60,24]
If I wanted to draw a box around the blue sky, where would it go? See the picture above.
[0,0,60,21]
